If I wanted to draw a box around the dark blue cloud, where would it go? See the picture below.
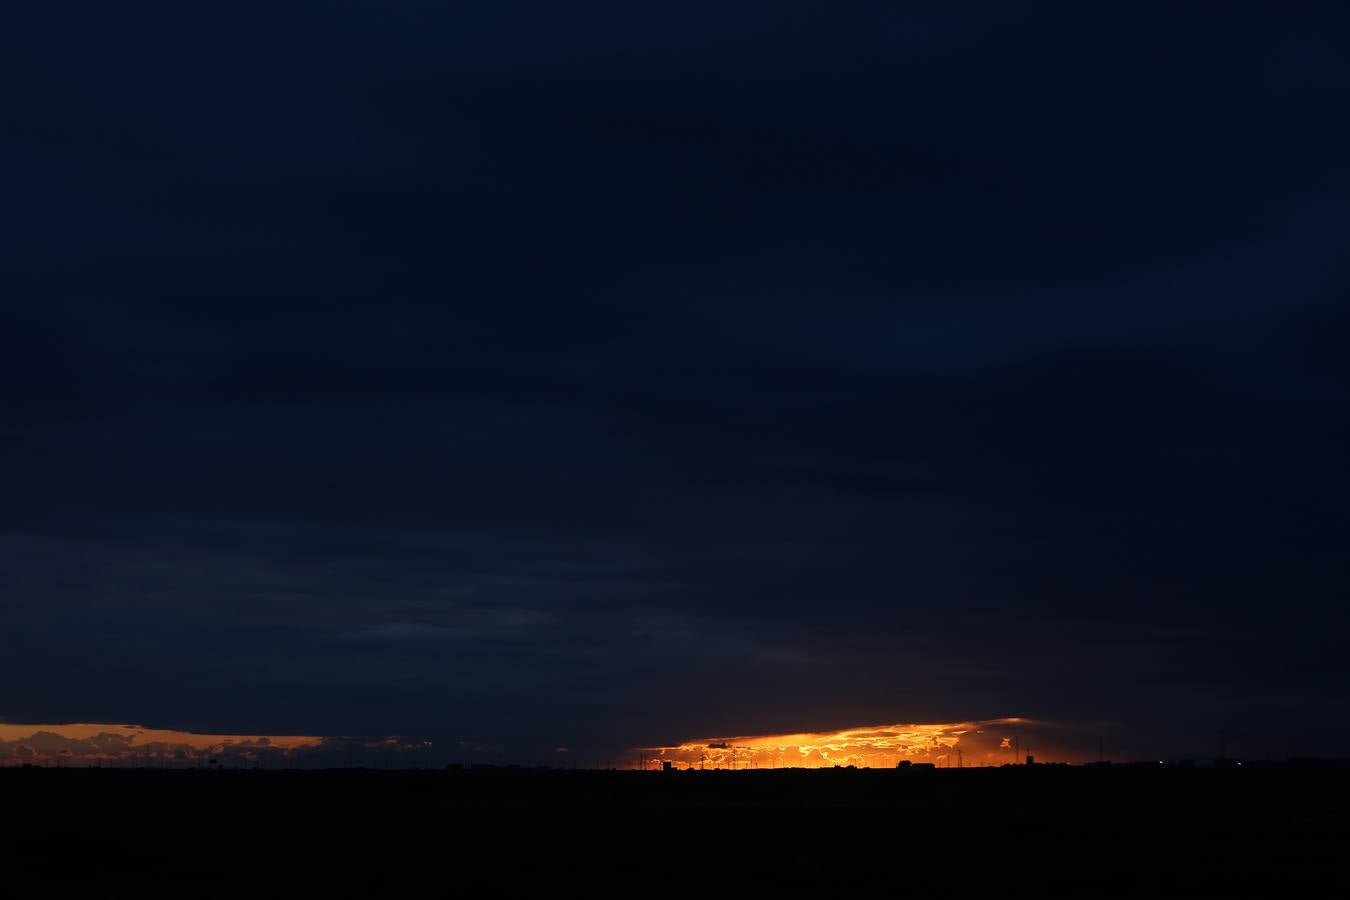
[3,1,1348,762]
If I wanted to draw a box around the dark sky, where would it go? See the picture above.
[6,2,1349,763]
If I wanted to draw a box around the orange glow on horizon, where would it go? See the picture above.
[640,717,1085,769]
[0,722,322,766]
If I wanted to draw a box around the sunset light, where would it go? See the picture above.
[0,723,322,767]
[640,718,1081,769]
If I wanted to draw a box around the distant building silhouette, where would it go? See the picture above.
[897,760,935,771]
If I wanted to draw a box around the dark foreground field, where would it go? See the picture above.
[4,765,1347,896]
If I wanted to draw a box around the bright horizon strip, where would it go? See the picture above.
[0,722,322,763]
[640,717,1076,769]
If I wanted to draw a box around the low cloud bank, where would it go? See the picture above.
[0,723,432,768]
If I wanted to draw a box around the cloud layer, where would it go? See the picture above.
[4,3,1349,761]
[642,718,1093,769]
[0,723,433,768]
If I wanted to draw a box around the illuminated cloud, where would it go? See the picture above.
[0,724,431,768]
[0,723,320,766]
[640,718,1090,769]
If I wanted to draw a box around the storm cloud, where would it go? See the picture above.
[5,2,1349,763]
